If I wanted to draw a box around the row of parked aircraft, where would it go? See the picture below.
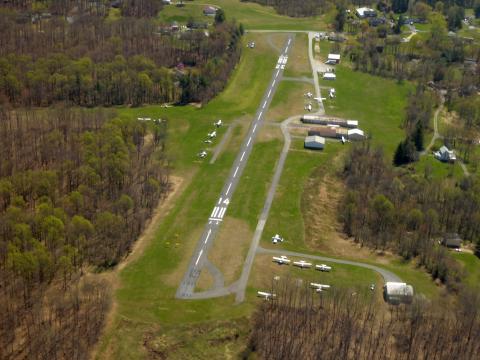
[257,281,331,299]
[197,120,223,158]
[271,256,332,271]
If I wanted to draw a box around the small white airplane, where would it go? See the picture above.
[310,283,331,292]
[272,256,291,265]
[214,119,223,127]
[204,139,213,144]
[305,103,312,112]
[304,92,313,98]
[370,283,376,291]
[293,260,312,269]
[198,150,207,158]
[207,130,217,139]
[315,264,332,272]
[137,117,145,121]
[329,88,336,99]
[341,136,346,144]
[272,234,284,244]
[257,291,276,300]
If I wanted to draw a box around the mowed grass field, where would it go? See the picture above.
[320,66,413,156]
[158,0,331,31]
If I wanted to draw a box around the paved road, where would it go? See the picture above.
[235,114,298,302]
[257,247,403,283]
[176,35,295,299]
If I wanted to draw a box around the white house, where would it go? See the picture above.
[347,128,365,141]
[356,7,377,18]
[323,73,336,80]
[383,282,414,305]
[434,146,456,162]
[327,53,341,64]
[304,135,325,150]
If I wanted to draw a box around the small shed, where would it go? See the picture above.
[304,135,325,150]
[441,233,462,248]
[347,128,365,141]
[323,73,336,80]
[327,54,341,64]
[203,6,217,16]
[383,282,414,305]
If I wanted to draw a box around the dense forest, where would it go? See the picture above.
[0,1,243,107]
[248,283,480,359]
[0,107,169,359]
[340,142,480,289]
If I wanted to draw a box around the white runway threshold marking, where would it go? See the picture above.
[218,207,227,219]
[195,249,203,266]
[211,206,220,218]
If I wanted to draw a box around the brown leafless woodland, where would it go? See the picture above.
[248,282,480,360]
[0,107,169,359]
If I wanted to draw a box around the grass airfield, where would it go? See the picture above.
[96,7,454,359]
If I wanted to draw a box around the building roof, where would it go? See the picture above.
[356,7,376,17]
[384,282,414,297]
[305,135,325,144]
[347,120,358,128]
[328,53,341,60]
[442,233,462,247]
[348,128,364,136]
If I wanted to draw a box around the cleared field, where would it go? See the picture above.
[267,80,315,122]
[284,33,311,77]
[319,66,413,156]
[414,155,465,180]
[158,0,329,30]
[453,252,480,288]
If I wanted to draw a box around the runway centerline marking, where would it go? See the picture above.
[204,229,212,244]
[247,137,252,146]
[267,89,272,97]
[195,249,203,266]
[226,183,232,195]
[240,151,246,161]
[233,166,239,177]
[253,124,257,132]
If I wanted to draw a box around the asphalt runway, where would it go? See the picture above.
[176,35,295,299]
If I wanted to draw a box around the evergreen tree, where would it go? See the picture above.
[394,139,418,165]
[215,8,225,24]
[334,4,346,32]
[413,122,424,151]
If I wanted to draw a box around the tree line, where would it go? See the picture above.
[0,8,243,106]
[0,107,169,359]
[247,282,480,359]
[341,143,480,290]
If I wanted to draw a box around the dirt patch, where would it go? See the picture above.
[196,266,215,292]
[257,126,283,143]
[302,154,392,264]
[208,218,253,285]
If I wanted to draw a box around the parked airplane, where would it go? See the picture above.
[204,139,213,144]
[272,234,284,244]
[329,88,336,98]
[293,260,312,269]
[305,103,312,112]
[304,92,313,98]
[272,256,291,265]
[257,291,276,300]
[198,150,207,158]
[214,119,223,127]
[341,136,346,144]
[315,264,332,272]
[310,283,331,292]
[207,130,217,138]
